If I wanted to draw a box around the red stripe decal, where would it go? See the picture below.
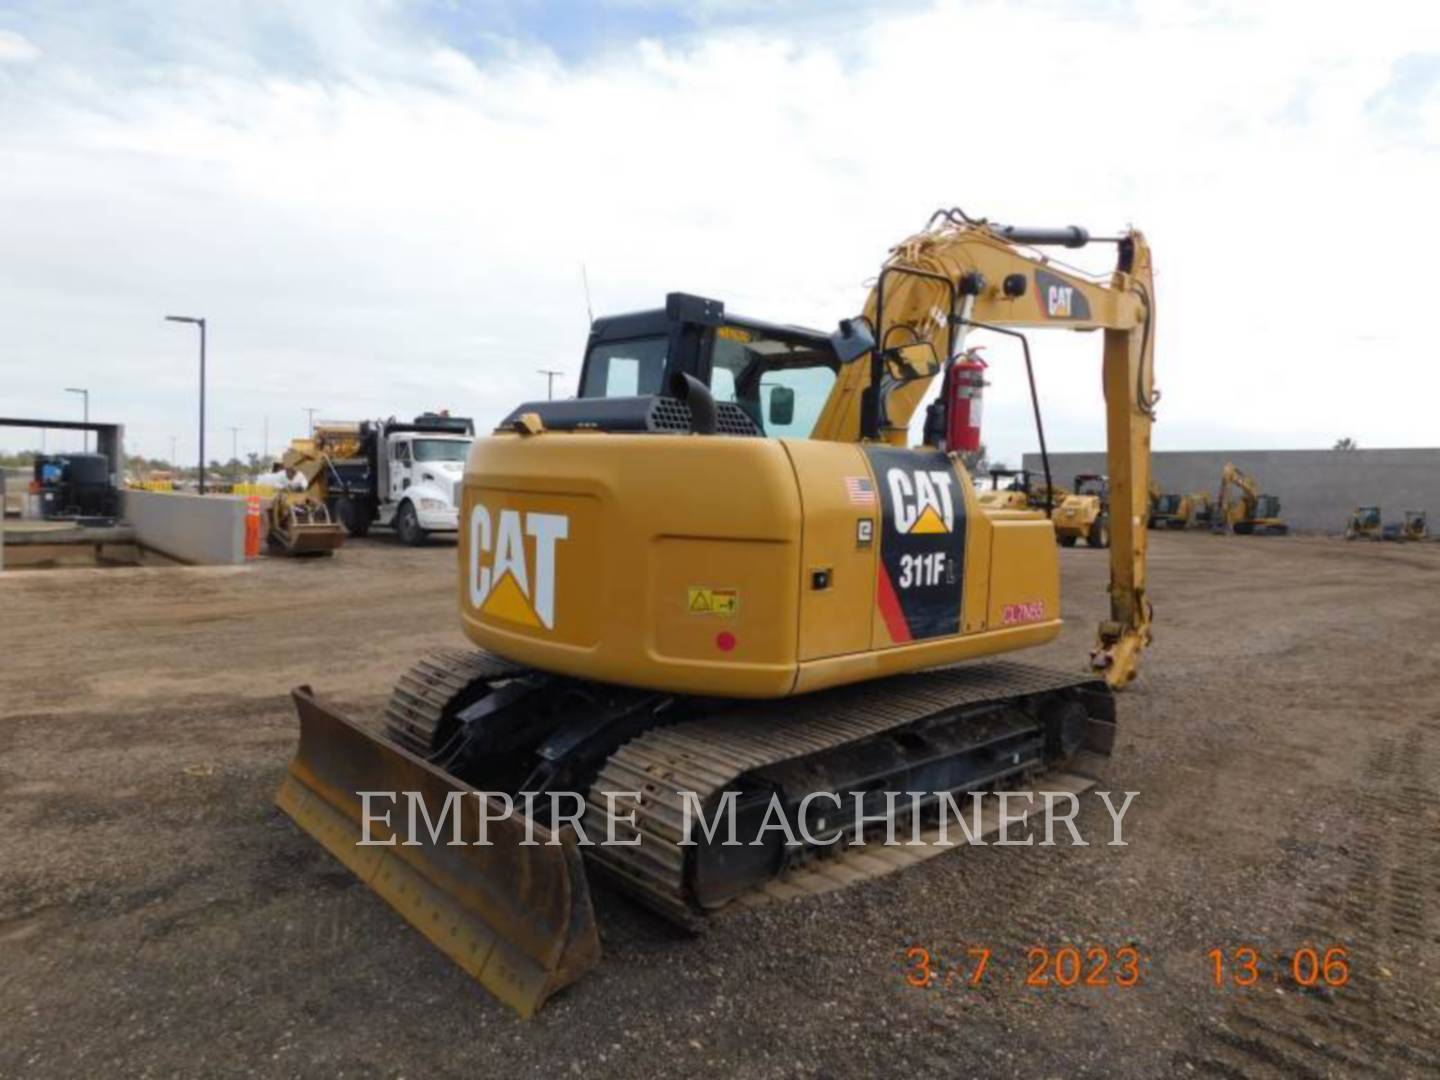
[875,566,912,645]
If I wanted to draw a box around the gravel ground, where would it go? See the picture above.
[1,532,1438,1078]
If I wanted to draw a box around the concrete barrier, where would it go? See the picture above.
[120,489,248,565]
[1022,448,1440,535]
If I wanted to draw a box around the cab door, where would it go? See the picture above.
[390,440,412,501]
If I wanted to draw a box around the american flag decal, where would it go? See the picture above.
[844,475,875,506]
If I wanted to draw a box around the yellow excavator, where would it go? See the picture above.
[276,208,1158,1015]
[1214,462,1287,535]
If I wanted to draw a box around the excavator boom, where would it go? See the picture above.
[814,212,1156,684]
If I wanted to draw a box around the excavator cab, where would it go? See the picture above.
[570,293,847,439]
[1252,494,1282,523]
[1149,491,1187,529]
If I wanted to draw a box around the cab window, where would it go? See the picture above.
[710,325,838,438]
[581,337,668,398]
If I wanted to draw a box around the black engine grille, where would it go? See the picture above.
[501,395,761,436]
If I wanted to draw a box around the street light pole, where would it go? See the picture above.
[64,387,89,451]
[538,369,564,400]
[166,316,207,493]
[304,408,318,436]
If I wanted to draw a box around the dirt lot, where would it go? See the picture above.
[2,533,1438,1078]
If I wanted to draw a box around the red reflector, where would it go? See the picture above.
[715,631,737,652]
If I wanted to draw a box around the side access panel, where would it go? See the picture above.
[985,518,1061,631]
[784,440,879,661]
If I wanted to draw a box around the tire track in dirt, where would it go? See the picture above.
[1178,714,1440,1077]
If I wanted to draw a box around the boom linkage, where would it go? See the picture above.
[813,216,1158,687]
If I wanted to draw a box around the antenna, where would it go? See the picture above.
[580,263,594,325]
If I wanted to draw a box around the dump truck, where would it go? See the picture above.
[277,208,1158,1015]
[290,413,474,546]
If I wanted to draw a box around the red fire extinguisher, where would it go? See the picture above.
[945,347,988,452]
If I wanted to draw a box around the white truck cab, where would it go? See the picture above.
[326,413,474,545]
[380,430,470,542]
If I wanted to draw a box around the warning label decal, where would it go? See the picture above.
[688,587,739,616]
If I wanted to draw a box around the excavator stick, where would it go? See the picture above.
[275,687,601,1017]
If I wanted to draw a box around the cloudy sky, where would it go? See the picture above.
[2,0,1437,465]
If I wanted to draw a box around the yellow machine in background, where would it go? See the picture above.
[1031,477,1070,510]
[1344,505,1383,541]
[1344,505,1428,542]
[278,207,1159,1015]
[977,467,1035,511]
[1051,473,1109,547]
[1215,462,1287,535]
[1149,487,1212,530]
[1400,510,1429,541]
[266,443,346,555]
[1184,490,1215,528]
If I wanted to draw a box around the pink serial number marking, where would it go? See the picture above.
[1002,601,1046,626]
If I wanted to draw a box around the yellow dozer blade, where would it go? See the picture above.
[275,687,601,1016]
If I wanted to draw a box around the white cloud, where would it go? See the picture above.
[1,1,1438,466]
[0,28,39,63]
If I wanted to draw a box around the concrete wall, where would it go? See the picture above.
[121,489,247,564]
[1021,448,1440,534]
[1,468,25,517]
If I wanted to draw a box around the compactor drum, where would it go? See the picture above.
[277,209,1159,1014]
